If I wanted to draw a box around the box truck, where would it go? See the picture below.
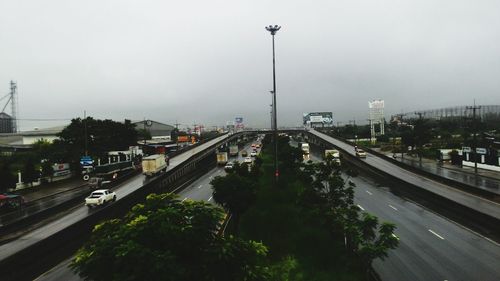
[142,154,168,177]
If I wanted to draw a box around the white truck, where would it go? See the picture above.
[85,189,116,208]
[142,154,168,177]
[301,143,310,154]
[229,145,239,157]
[324,149,341,163]
[217,152,229,165]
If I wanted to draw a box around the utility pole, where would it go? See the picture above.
[266,24,281,183]
[84,110,88,156]
[174,120,181,150]
[466,102,481,174]
[143,118,147,145]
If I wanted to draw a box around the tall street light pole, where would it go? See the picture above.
[270,91,274,130]
[266,24,281,183]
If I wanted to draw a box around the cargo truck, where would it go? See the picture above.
[229,145,239,157]
[217,152,229,165]
[142,154,168,177]
[87,160,136,190]
[301,143,310,154]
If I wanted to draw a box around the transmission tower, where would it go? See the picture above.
[10,81,18,132]
[1,80,18,133]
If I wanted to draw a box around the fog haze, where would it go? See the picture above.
[1,0,500,130]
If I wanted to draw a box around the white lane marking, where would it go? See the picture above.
[182,197,188,202]
[197,185,203,189]
[428,229,445,240]
[366,190,373,195]
[388,204,398,211]
[208,196,213,202]
[357,204,365,211]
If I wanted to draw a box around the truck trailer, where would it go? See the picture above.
[229,145,239,157]
[217,152,229,165]
[142,154,168,177]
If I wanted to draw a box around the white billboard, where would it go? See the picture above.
[303,112,333,127]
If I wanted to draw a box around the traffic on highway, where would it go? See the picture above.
[302,139,500,281]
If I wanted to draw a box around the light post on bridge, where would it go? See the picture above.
[265,24,281,183]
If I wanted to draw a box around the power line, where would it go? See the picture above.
[14,118,73,121]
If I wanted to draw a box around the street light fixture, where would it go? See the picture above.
[265,25,281,182]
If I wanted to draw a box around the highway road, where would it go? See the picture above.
[0,134,232,264]
[36,137,500,281]
[305,144,500,281]
[34,139,260,281]
[308,129,500,221]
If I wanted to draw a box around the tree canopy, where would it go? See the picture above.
[56,117,138,162]
[71,193,274,281]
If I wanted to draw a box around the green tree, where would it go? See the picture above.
[355,213,399,278]
[299,148,399,273]
[71,193,274,281]
[0,162,17,192]
[211,173,257,233]
[40,161,54,183]
[413,118,433,163]
[55,117,138,166]
[22,158,38,187]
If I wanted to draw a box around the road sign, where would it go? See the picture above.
[476,148,487,154]
[80,156,94,166]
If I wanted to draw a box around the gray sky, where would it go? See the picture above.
[1,0,500,130]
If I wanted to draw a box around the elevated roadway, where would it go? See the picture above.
[33,140,259,281]
[307,129,500,223]
[0,132,257,280]
[303,143,500,281]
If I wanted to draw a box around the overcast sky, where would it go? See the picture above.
[1,0,500,130]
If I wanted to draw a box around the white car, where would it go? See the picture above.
[250,151,257,157]
[85,189,116,208]
[356,149,367,158]
[244,157,253,164]
[224,162,235,171]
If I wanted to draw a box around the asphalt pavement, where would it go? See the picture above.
[305,143,500,281]
[36,138,500,281]
[33,139,260,281]
[0,134,231,264]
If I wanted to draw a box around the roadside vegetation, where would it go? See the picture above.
[71,193,282,281]
[212,135,399,280]
[70,134,398,280]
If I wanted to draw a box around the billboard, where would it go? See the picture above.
[235,117,244,130]
[303,112,333,127]
[369,99,385,121]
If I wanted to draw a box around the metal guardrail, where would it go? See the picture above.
[322,133,500,203]
[0,132,233,237]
